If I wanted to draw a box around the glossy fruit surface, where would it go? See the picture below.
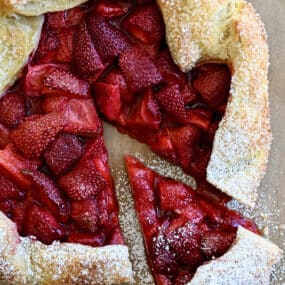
[126,156,259,285]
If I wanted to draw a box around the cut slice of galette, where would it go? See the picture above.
[125,156,282,285]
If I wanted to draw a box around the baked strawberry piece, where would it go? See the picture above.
[89,0,231,190]
[125,156,259,285]
[0,112,123,247]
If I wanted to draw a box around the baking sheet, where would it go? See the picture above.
[104,1,285,284]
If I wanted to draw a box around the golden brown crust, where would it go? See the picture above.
[0,13,43,97]
[157,0,271,207]
[0,212,133,285]
[188,227,282,285]
[2,0,88,16]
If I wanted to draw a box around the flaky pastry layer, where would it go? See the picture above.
[156,0,271,207]
[0,13,43,97]
[2,0,88,16]
[0,212,133,285]
[189,227,282,285]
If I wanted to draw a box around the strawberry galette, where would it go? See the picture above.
[0,0,282,284]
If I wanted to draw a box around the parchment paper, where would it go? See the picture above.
[103,1,285,283]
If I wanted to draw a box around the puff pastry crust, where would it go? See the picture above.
[1,0,88,16]
[0,212,133,285]
[0,13,43,97]
[156,0,271,207]
[189,227,282,285]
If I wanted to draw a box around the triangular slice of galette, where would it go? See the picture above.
[125,156,281,285]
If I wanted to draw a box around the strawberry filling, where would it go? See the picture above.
[0,0,256,268]
[125,156,259,285]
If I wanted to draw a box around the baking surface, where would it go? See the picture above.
[103,1,285,284]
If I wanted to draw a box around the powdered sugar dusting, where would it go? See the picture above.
[114,168,154,285]
[227,186,285,284]
[133,152,196,188]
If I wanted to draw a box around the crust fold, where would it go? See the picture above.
[2,0,88,16]
[0,212,133,285]
[0,13,43,97]
[188,227,282,284]
[156,0,271,207]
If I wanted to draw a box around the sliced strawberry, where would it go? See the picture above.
[104,68,132,103]
[216,102,227,115]
[136,0,153,4]
[44,132,83,176]
[73,22,104,76]
[155,85,186,123]
[195,180,231,205]
[54,28,76,63]
[182,85,198,105]
[10,112,64,159]
[150,133,178,164]
[93,0,130,19]
[137,40,161,59]
[59,159,107,201]
[119,46,163,93]
[67,232,105,247]
[126,89,162,131]
[155,275,172,285]
[25,64,90,98]
[34,27,75,64]
[179,202,206,224]
[22,170,69,223]
[0,175,25,201]
[81,137,113,184]
[156,49,188,87]
[0,92,27,128]
[166,223,204,270]
[207,121,220,142]
[43,66,90,98]
[174,271,194,285]
[71,199,99,232]
[46,6,86,29]
[11,201,27,232]
[151,234,178,274]
[87,15,130,60]
[197,199,223,225]
[42,96,102,137]
[93,82,122,121]
[0,200,13,215]
[201,230,236,257]
[125,156,159,239]
[33,28,59,64]
[167,126,201,170]
[24,204,66,244]
[122,5,164,44]
[222,209,260,234]
[157,179,193,212]
[0,123,10,149]
[108,226,124,245]
[189,147,212,179]
[186,108,212,131]
[192,63,231,108]
[0,144,40,189]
